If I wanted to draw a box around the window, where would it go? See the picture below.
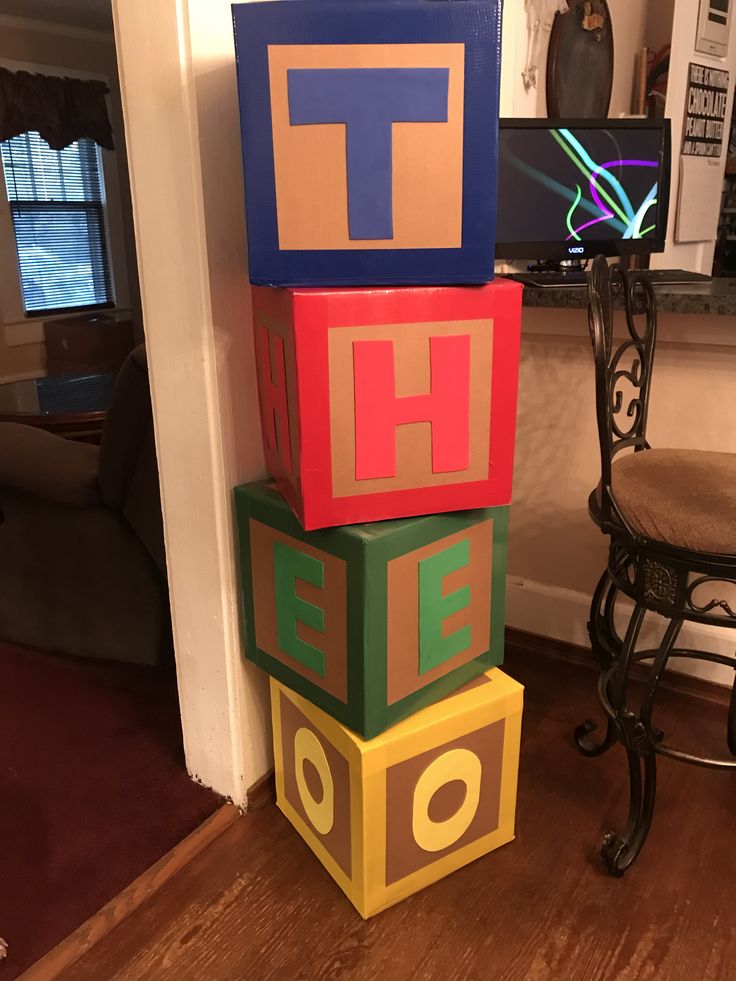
[0,131,114,317]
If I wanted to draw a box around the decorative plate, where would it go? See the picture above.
[547,0,614,118]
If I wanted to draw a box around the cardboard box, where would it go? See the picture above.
[232,0,503,286]
[271,668,523,917]
[252,279,522,530]
[44,314,133,376]
[235,480,509,738]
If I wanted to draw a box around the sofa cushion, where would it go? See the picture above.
[0,422,100,507]
[603,449,736,556]
[99,345,152,510]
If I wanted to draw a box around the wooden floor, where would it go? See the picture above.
[65,644,736,981]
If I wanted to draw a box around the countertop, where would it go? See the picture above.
[518,277,736,317]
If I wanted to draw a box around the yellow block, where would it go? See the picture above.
[270,668,523,918]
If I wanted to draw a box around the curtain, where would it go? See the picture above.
[0,68,114,151]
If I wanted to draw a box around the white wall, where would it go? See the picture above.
[645,0,676,57]
[113,0,270,806]
[500,0,547,117]
[652,1,736,273]
[608,1,648,115]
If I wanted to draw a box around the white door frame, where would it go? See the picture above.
[112,0,271,805]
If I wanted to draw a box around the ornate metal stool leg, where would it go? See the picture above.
[575,713,618,757]
[600,574,625,664]
[728,674,736,756]
[575,571,620,757]
[600,616,682,876]
[588,570,621,666]
[601,750,655,876]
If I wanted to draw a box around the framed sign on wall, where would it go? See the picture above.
[682,62,729,158]
[676,62,729,242]
[696,0,730,59]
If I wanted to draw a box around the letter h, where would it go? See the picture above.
[352,334,471,480]
[256,323,292,472]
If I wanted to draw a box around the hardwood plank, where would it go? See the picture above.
[21,804,240,981]
[63,647,736,981]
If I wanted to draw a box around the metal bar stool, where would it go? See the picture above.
[576,255,736,875]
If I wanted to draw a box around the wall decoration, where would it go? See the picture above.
[675,156,724,242]
[270,669,523,917]
[696,0,731,60]
[547,0,614,118]
[522,0,568,92]
[682,62,730,158]
[235,480,509,739]
[676,64,728,245]
[250,280,522,530]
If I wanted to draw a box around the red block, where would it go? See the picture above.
[252,280,522,530]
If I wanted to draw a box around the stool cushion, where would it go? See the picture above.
[601,449,736,556]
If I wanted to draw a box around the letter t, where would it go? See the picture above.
[287,67,449,240]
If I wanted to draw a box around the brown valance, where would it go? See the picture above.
[0,67,114,151]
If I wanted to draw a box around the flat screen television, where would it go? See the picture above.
[495,118,671,263]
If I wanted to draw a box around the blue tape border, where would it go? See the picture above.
[232,0,501,286]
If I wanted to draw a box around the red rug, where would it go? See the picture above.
[0,642,221,978]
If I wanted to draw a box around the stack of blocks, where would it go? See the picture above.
[232,0,524,918]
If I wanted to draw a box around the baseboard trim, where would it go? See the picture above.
[506,575,736,690]
[22,803,240,981]
[246,769,276,812]
[506,627,592,669]
[505,627,732,709]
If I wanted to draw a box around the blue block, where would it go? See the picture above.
[232,0,502,286]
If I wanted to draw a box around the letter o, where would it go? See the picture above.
[412,748,482,853]
[294,726,334,836]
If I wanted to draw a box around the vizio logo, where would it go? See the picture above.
[568,246,585,254]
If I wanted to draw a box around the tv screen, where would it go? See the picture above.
[495,119,671,261]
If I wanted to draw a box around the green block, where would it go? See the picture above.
[235,480,509,739]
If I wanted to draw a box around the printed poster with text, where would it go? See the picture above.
[683,62,729,158]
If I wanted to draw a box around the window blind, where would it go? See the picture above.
[1,132,114,316]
